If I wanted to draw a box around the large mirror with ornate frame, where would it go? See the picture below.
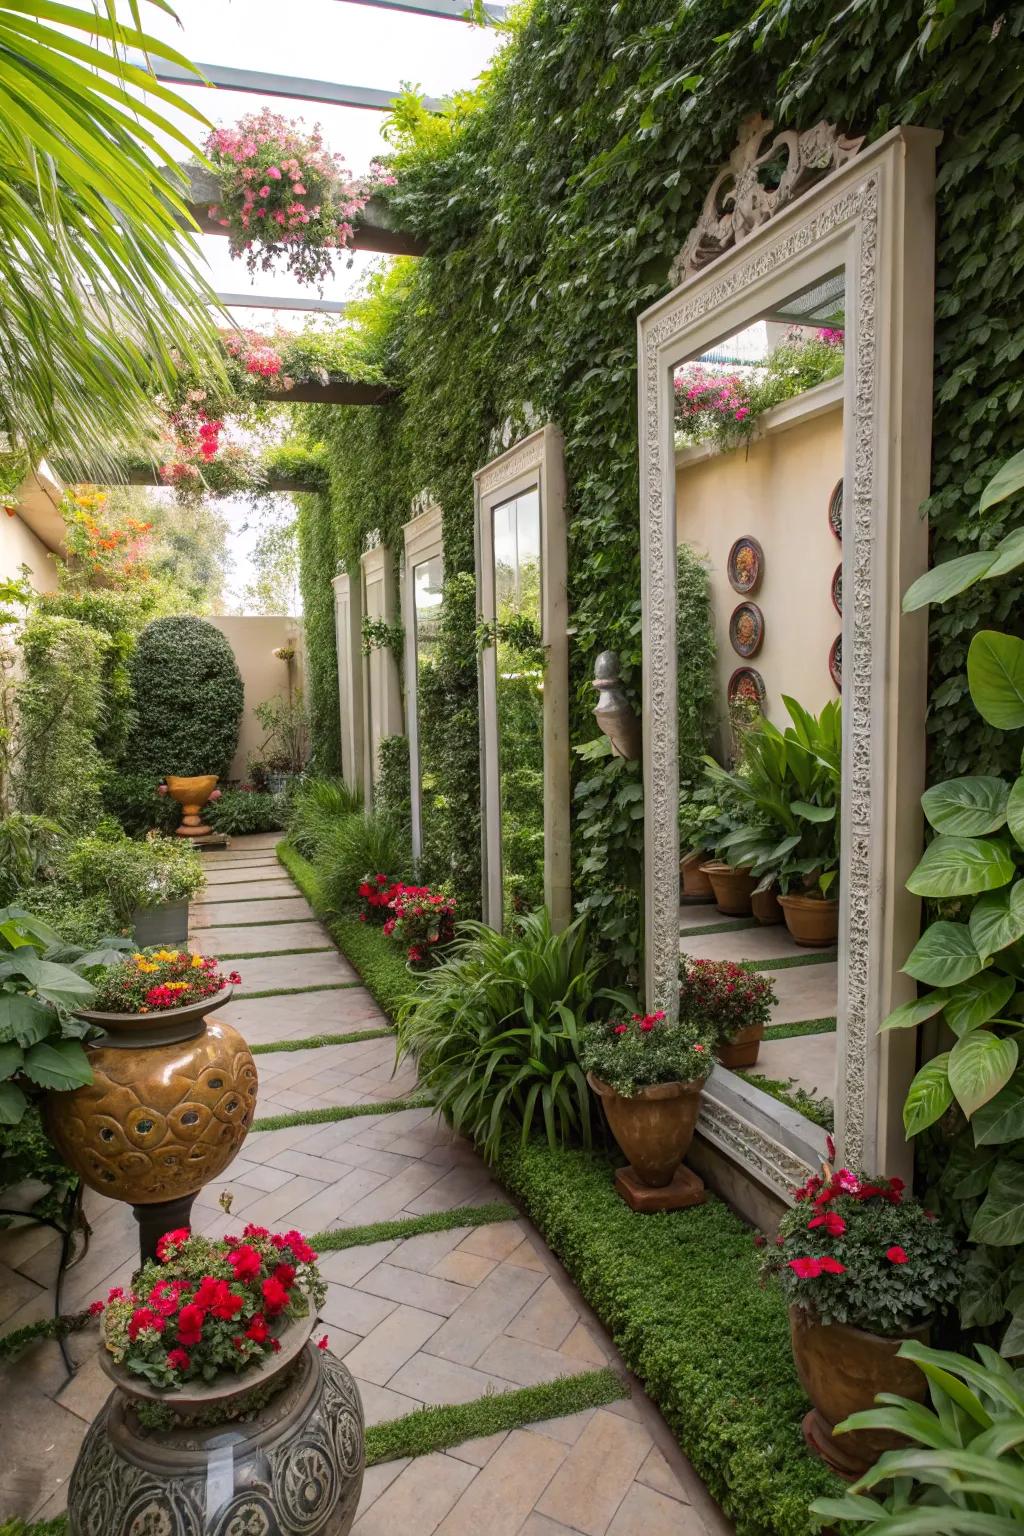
[638,122,941,1215]
[402,500,444,864]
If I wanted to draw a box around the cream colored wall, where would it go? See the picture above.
[209,615,304,782]
[0,515,58,595]
[676,405,843,742]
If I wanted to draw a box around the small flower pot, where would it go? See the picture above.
[715,1021,764,1070]
[751,886,784,926]
[788,1305,929,1477]
[778,894,839,947]
[680,851,714,902]
[588,1072,706,1211]
[699,861,755,916]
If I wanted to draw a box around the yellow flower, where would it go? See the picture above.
[153,949,179,962]
[164,980,188,992]
[135,960,158,973]
[191,953,206,969]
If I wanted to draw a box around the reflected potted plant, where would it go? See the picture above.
[679,958,776,1068]
[758,1161,960,1477]
[679,789,719,901]
[580,1011,712,1210]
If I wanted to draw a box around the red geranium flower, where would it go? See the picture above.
[226,1244,262,1282]
[128,1307,165,1341]
[176,1303,206,1347]
[317,1334,329,1350]
[808,1211,846,1237]
[819,1256,846,1275]
[261,1276,289,1316]
[272,1262,296,1289]
[166,1347,191,1372]
[246,1314,270,1343]
[88,1299,105,1317]
[886,1245,908,1265]
[788,1257,822,1279]
[156,1227,191,1262]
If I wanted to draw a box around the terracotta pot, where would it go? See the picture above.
[716,1020,764,1069]
[699,861,755,916]
[588,1072,704,1187]
[751,886,784,925]
[680,851,714,901]
[778,894,839,947]
[789,1305,929,1477]
[69,1319,365,1535]
[166,773,219,839]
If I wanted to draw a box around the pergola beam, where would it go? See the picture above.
[216,293,349,315]
[147,57,443,114]
[333,0,506,20]
[124,467,318,494]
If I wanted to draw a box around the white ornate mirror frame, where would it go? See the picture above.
[638,124,941,1200]
[402,500,443,862]
[475,424,571,930]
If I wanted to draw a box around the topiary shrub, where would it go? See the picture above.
[125,616,243,779]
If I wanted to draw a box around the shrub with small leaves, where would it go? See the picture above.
[678,959,776,1046]
[579,1012,713,1096]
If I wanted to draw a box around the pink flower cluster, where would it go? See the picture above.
[674,364,751,425]
[817,327,845,346]
[385,884,457,966]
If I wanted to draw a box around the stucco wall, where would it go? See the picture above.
[0,513,59,595]
[209,615,305,782]
[676,402,843,745]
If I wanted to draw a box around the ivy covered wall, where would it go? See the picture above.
[297,0,1024,950]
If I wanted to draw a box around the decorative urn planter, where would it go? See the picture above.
[588,1073,705,1212]
[751,885,784,925]
[680,851,715,902]
[166,773,219,840]
[788,1305,929,1477]
[44,986,258,1262]
[778,894,839,947]
[716,1022,764,1070]
[699,861,755,915]
[67,1315,365,1536]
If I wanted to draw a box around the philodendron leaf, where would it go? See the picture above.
[944,972,1017,1037]
[903,923,985,988]
[903,1052,954,1136]
[906,835,1014,898]
[999,1286,1024,1358]
[0,993,56,1049]
[1006,776,1024,850]
[971,1159,1024,1246]
[974,1068,1024,1145]
[0,1079,27,1125]
[921,775,1010,836]
[880,991,949,1031]
[790,801,836,823]
[970,883,1024,959]
[0,1040,24,1080]
[979,446,1024,513]
[902,551,996,612]
[21,1038,92,1093]
[949,1030,1019,1118]
[968,631,1024,731]
[960,1246,1015,1328]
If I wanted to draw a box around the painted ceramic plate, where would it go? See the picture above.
[829,634,842,691]
[728,666,767,712]
[727,536,764,594]
[831,563,842,615]
[729,601,765,658]
[828,479,843,542]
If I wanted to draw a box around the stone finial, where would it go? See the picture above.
[592,650,642,761]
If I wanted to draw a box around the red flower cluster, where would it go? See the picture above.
[385,883,456,967]
[678,958,775,1046]
[793,1168,905,1208]
[357,872,401,923]
[197,415,224,462]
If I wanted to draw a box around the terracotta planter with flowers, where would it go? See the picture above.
[678,959,776,1072]
[700,861,755,915]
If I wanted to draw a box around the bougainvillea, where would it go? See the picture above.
[60,486,153,587]
[91,949,241,1013]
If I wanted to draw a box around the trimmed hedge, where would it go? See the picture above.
[495,1142,842,1536]
[124,616,243,779]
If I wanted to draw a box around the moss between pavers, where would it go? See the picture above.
[250,1027,394,1055]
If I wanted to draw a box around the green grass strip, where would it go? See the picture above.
[312,1201,518,1253]
[216,945,333,961]
[678,916,758,938]
[737,1070,834,1130]
[0,1520,67,1535]
[250,1027,394,1055]
[364,1368,627,1466]
[763,1016,837,1040]
[742,951,836,972]
[251,1094,431,1133]
[239,982,361,1000]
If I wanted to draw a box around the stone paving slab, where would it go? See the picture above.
[192,895,315,926]
[194,879,305,904]
[219,988,389,1043]
[223,950,358,994]
[755,1031,836,1099]
[190,919,331,956]
[680,923,836,964]
[677,902,749,932]
[764,963,838,1027]
[203,864,289,886]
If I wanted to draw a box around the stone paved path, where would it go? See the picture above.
[0,834,731,1535]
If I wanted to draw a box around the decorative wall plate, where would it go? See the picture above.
[727,536,764,594]
[729,601,764,657]
[728,666,767,712]
[831,563,842,615]
[828,479,843,542]
[829,634,842,690]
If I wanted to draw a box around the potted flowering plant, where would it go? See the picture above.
[679,958,776,1068]
[579,1012,713,1210]
[759,1161,960,1476]
[84,947,241,1024]
[66,1225,365,1535]
[383,883,456,967]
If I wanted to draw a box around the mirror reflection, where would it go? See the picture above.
[492,488,544,923]
[674,274,845,1132]
[412,553,444,868]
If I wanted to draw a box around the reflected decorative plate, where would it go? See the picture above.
[831,563,842,615]
[829,634,842,691]
[828,479,843,541]
[727,536,764,594]
[728,666,767,712]
[729,601,764,658]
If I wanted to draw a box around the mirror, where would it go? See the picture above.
[411,549,443,864]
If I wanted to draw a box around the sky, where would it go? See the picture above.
[134,0,503,610]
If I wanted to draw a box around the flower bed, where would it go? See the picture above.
[92,949,240,1013]
[383,883,456,966]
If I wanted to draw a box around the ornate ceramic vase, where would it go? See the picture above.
[166,773,219,839]
[67,1318,365,1536]
[44,987,258,1262]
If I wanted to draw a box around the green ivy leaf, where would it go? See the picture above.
[901,551,995,613]
[906,835,1014,898]
[880,991,949,1032]
[903,1052,954,1136]
[944,973,1017,1037]
[970,882,1024,959]
[903,923,985,988]
[0,1079,27,1125]
[970,1160,1024,1246]
[974,1067,1024,1145]
[20,1038,92,1092]
[949,1030,1019,1117]
[967,631,1024,731]
[921,775,1010,836]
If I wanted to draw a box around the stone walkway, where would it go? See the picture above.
[0,834,731,1536]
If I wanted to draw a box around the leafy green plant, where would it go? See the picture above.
[396,909,623,1160]
[317,810,411,919]
[296,495,341,776]
[287,777,362,861]
[17,613,108,831]
[572,738,644,981]
[0,814,63,905]
[61,824,204,925]
[0,1104,77,1222]
[678,959,776,1046]
[102,770,178,837]
[374,735,412,841]
[124,617,244,779]
[206,789,285,836]
[253,689,309,776]
[579,1010,712,1095]
[360,614,405,661]
[810,1342,1024,1532]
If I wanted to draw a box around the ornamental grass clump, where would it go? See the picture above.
[579,1012,714,1096]
[678,958,776,1045]
[759,1165,960,1335]
[92,949,241,1013]
[98,1225,326,1390]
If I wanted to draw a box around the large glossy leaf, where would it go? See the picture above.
[903,1052,954,1136]
[0,991,56,1048]
[790,800,836,823]
[987,525,1024,578]
[949,1030,1019,1117]
[0,1079,27,1125]
[921,776,1010,836]
[0,1040,24,1080]
[901,551,997,612]
[906,835,1014,898]
[960,1247,1015,1327]
[21,1038,91,1092]
[903,923,985,988]
[1005,776,1024,849]
[944,973,1017,1037]
[971,1159,1024,1246]
[980,446,1024,512]
[0,953,94,1008]
[1000,1287,1024,1359]
[970,883,1024,959]
[968,631,1024,731]
[974,1068,1024,1145]
[880,991,949,1032]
